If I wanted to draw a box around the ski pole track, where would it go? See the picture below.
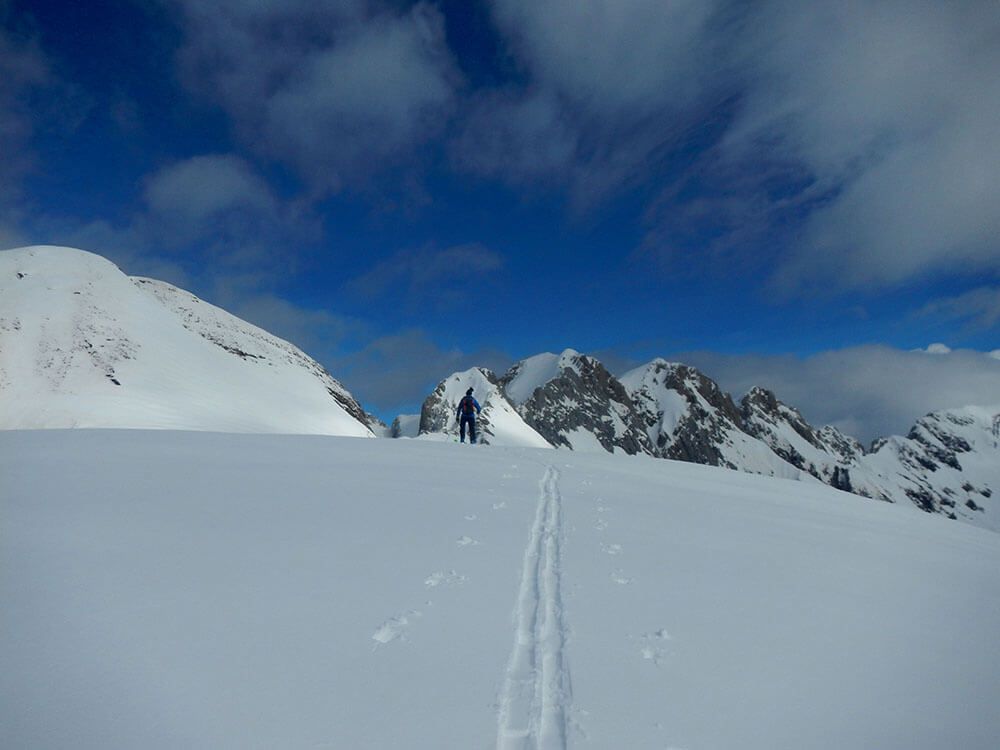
[497,465,572,750]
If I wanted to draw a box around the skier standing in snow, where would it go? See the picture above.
[457,387,482,444]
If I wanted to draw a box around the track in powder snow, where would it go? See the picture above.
[496,465,572,750]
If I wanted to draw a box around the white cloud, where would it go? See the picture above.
[143,154,277,226]
[451,89,579,186]
[919,343,953,355]
[725,0,1000,291]
[675,345,1000,443]
[452,0,732,205]
[459,1,1000,291]
[491,0,721,115]
[170,0,458,192]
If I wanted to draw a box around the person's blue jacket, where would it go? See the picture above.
[456,395,481,421]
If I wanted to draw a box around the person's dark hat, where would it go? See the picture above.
[466,388,474,396]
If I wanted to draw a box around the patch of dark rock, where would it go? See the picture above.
[904,488,937,513]
[947,512,958,520]
[220,344,262,360]
[962,482,975,492]
[965,499,983,512]
[981,488,993,498]
[829,466,853,492]
[16,272,25,279]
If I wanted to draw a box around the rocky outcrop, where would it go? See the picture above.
[500,351,653,454]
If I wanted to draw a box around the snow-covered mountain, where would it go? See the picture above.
[417,366,551,448]
[622,359,807,480]
[412,350,999,530]
[0,246,377,436]
[499,349,652,454]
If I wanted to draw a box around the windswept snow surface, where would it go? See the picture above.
[3,430,1000,749]
[0,246,374,436]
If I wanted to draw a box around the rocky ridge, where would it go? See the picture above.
[410,349,999,530]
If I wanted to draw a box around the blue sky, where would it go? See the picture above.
[2,0,999,437]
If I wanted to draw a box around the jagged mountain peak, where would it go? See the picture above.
[500,351,652,454]
[501,348,589,406]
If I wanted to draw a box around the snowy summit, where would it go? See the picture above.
[0,246,376,436]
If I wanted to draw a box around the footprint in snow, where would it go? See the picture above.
[610,569,632,585]
[491,501,507,510]
[600,542,623,556]
[424,570,467,587]
[464,514,478,521]
[456,535,480,547]
[371,610,422,650]
[594,519,609,531]
[638,629,672,665]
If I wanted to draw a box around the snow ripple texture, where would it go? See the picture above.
[497,465,572,750]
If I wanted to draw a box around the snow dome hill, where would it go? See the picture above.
[0,246,376,436]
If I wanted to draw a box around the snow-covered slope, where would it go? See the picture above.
[739,388,1000,529]
[740,385,863,489]
[0,246,375,436]
[851,406,1000,529]
[418,366,551,447]
[3,429,999,749]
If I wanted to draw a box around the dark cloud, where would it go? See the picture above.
[0,25,50,205]
[169,0,459,192]
[918,287,1000,331]
[451,0,734,206]
[347,242,503,309]
[329,328,511,415]
[214,286,371,358]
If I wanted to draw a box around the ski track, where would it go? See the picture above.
[496,465,572,750]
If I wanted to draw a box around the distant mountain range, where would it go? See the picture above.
[407,350,1000,531]
[4,245,997,531]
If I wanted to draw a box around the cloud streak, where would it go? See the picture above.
[348,242,503,309]
[170,0,458,192]
[0,25,51,206]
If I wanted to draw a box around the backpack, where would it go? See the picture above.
[460,396,476,415]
